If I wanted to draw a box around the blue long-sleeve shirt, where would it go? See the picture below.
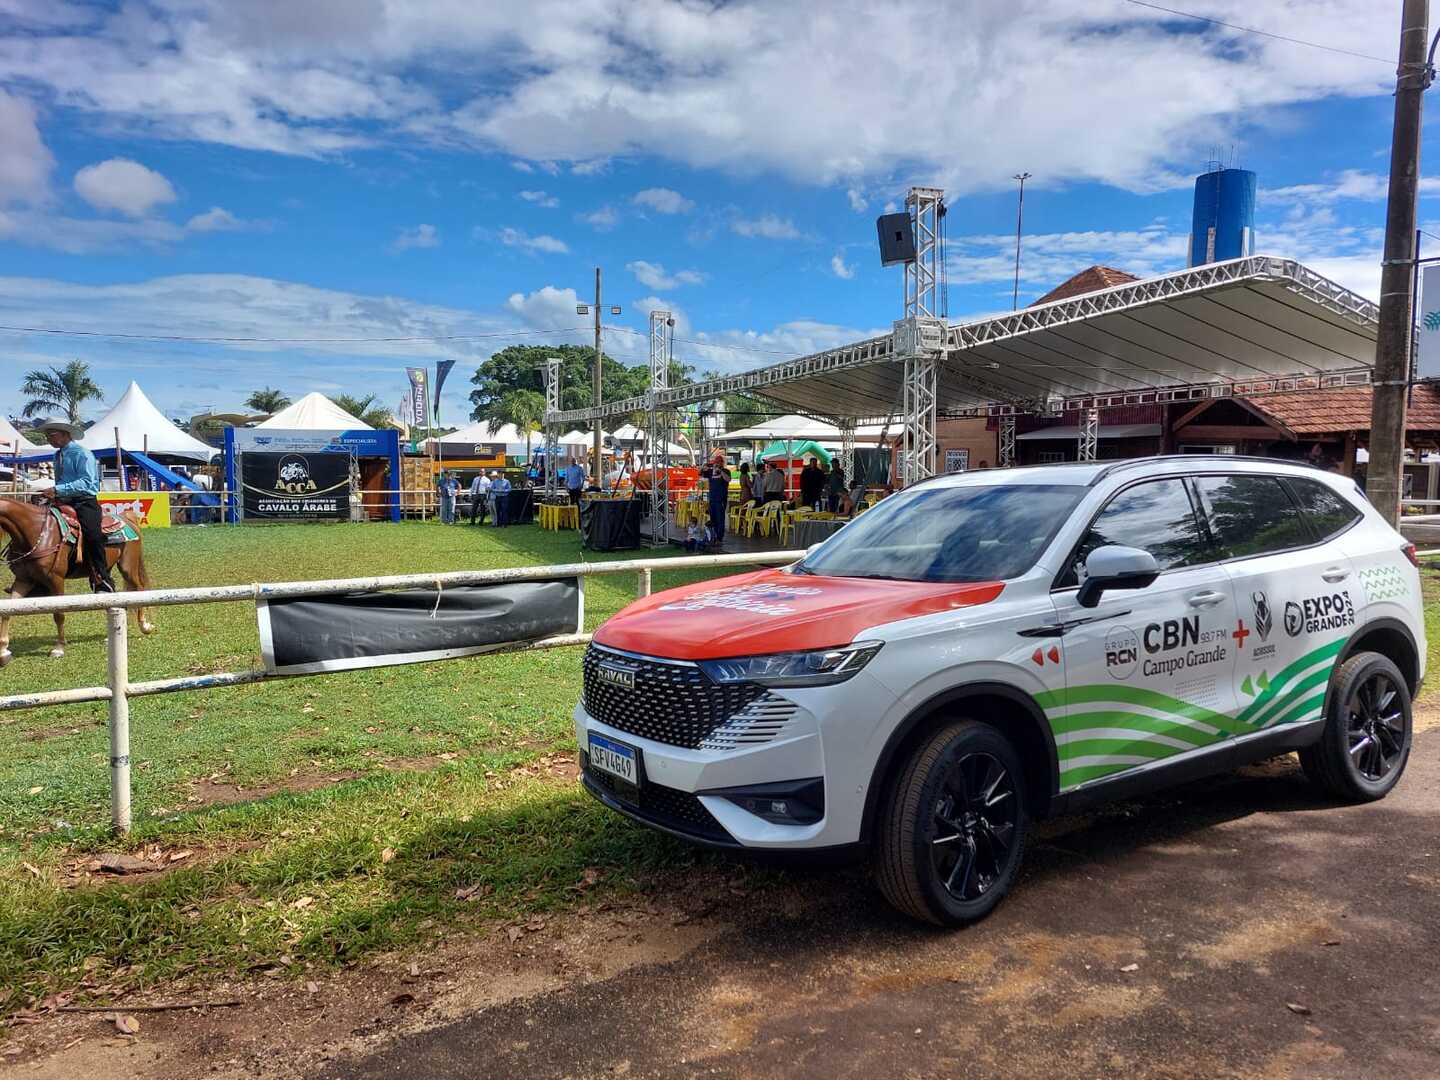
[53,442,101,498]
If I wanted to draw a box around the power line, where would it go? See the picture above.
[0,324,591,345]
[1120,0,1392,66]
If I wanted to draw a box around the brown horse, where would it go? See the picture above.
[0,497,155,666]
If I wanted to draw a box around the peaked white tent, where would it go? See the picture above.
[610,423,688,456]
[256,392,371,430]
[425,420,531,456]
[1,415,49,464]
[719,414,889,444]
[79,382,215,461]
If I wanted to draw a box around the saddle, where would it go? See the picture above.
[51,506,138,549]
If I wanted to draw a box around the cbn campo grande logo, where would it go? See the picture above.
[658,583,823,616]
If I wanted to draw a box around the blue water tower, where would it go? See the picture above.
[1189,168,1256,266]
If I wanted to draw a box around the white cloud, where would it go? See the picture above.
[496,226,569,254]
[518,189,559,207]
[185,206,262,232]
[684,318,888,375]
[391,223,439,251]
[633,187,694,214]
[830,252,855,280]
[73,158,176,218]
[0,90,54,206]
[0,1,1396,196]
[579,205,618,230]
[570,159,608,176]
[0,211,183,254]
[626,260,704,290]
[1268,169,1440,205]
[731,214,801,240]
[505,284,587,331]
[846,188,867,213]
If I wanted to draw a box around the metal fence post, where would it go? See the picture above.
[637,568,652,597]
[106,607,131,833]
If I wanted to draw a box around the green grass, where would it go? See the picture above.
[0,522,756,1011]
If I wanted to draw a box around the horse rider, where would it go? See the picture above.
[34,418,114,593]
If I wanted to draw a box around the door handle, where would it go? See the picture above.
[1322,566,1350,583]
[1187,591,1226,609]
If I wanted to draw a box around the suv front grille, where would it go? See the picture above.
[582,645,766,749]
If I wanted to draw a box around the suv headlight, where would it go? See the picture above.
[698,641,883,688]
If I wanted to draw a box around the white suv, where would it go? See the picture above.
[575,458,1424,924]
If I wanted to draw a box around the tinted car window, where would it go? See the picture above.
[1193,475,1310,559]
[1287,476,1363,541]
[1064,478,1208,585]
[797,483,1086,583]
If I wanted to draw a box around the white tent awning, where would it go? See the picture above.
[256,392,371,430]
[1016,423,1163,441]
[79,382,216,461]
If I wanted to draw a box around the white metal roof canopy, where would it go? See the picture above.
[547,257,1379,429]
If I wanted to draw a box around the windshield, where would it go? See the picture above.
[797,482,1086,583]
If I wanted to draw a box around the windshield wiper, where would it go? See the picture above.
[790,564,814,576]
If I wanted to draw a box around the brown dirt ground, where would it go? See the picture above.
[3,734,1438,1079]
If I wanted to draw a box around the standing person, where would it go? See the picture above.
[436,470,459,524]
[764,460,785,504]
[738,461,754,506]
[565,458,586,506]
[827,462,846,513]
[491,471,512,527]
[34,418,113,592]
[468,470,491,525]
[799,458,822,510]
[706,453,731,549]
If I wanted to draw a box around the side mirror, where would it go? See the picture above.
[1076,545,1160,608]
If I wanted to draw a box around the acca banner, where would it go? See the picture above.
[240,451,350,519]
[257,577,582,674]
[98,491,172,528]
[1420,264,1440,380]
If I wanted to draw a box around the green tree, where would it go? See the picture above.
[20,359,103,423]
[468,344,650,422]
[492,389,546,461]
[245,387,291,413]
[331,394,394,429]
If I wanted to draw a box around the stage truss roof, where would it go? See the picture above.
[548,257,1379,428]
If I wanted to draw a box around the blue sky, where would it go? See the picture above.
[0,0,1434,425]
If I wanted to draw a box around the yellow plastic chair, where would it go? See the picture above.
[742,501,769,538]
[753,502,783,538]
[728,498,754,534]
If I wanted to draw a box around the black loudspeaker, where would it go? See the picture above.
[876,212,915,266]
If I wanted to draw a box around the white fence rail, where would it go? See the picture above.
[0,550,804,832]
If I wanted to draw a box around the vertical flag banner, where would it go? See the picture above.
[433,359,457,416]
[406,367,431,430]
[1420,265,1440,380]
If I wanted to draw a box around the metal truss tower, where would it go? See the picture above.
[542,357,562,499]
[1078,406,1099,462]
[999,415,1016,467]
[647,311,673,547]
[897,186,944,487]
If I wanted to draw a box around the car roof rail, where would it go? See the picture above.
[1089,454,1338,485]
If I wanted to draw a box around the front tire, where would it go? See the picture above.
[1299,651,1412,802]
[873,720,1028,926]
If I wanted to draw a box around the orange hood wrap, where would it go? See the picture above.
[592,569,1005,660]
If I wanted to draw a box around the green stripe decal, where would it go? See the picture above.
[1047,710,1217,746]
[1235,638,1345,725]
[1035,685,1235,729]
[1058,738,1185,762]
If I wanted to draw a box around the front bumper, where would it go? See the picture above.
[575,700,845,849]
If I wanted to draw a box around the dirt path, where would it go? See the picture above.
[8,737,1440,1080]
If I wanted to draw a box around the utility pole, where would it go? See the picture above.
[1011,173,1031,311]
[592,267,603,478]
[1368,0,1430,525]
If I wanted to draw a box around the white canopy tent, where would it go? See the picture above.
[610,423,688,456]
[424,420,530,456]
[79,381,216,461]
[719,414,889,444]
[0,416,47,461]
[256,392,371,430]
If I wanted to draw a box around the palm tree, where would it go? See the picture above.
[331,394,393,429]
[21,360,103,423]
[493,389,545,462]
[245,387,291,414]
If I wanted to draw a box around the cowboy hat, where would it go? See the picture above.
[34,418,84,439]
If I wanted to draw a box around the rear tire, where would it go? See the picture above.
[873,720,1028,926]
[1299,651,1411,803]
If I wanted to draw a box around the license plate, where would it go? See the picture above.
[588,732,640,799]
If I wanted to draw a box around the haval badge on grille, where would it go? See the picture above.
[596,660,637,690]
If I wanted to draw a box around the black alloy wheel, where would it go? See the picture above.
[874,719,1029,926]
[1345,668,1406,782]
[930,751,1018,904]
[1300,651,1412,802]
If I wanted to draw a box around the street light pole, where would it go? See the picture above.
[1011,173,1031,311]
[592,268,603,480]
[1368,0,1429,525]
